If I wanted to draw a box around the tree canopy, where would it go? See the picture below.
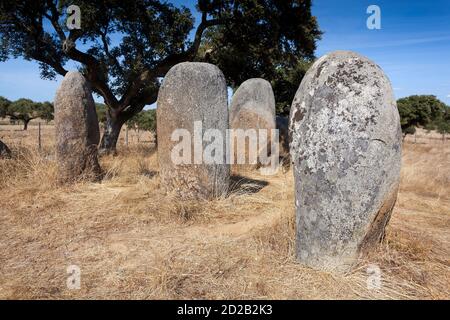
[397,95,450,139]
[0,0,321,152]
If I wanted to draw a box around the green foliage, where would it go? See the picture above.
[37,101,54,122]
[0,96,11,118]
[127,109,156,132]
[0,96,54,129]
[271,59,313,115]
[404,125,416,136]
[397,95,448,137]
[435,118,450,136]
[95,103,108,124]
[203,1,321,115]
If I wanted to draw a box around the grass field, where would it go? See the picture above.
[0,122,449,299]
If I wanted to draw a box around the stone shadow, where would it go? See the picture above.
[228,175,269,196]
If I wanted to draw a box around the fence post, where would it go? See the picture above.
[38,122,42,150]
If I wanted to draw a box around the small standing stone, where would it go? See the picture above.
[157,62,230,199]
[289,51,402,272]
[230,78,276,166]
[0,139,11,159]
[54,71,101,183]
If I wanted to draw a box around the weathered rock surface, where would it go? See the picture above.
[230,78,276,166]
[289,51,402,272]
[54,71,101,183]
[157,62,230,199]
[0,139,11,159]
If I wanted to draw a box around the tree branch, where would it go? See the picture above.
[117,15,226,111]
[99,28,123,75]
[44,0,66,42]
[63,45,119,109]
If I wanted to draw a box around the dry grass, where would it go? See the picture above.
[0,123,449,299]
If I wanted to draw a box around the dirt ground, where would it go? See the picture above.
[0,122,449,299]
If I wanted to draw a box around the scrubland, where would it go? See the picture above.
[0,123,448,299]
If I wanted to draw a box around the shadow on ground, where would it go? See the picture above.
[229,175,269,195]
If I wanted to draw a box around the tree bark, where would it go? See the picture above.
[99,114,125,155]
[23,119,30,131]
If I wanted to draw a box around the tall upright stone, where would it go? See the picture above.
[230,78,276,167]
[157,62,230,199]
[54,71,101,183]
[289,51,402,272]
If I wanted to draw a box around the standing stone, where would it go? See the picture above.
[289,51,402,272]
[0,139,11,159]
[54,71,101,183]
[230,78,276,166]
[157,62,230,199]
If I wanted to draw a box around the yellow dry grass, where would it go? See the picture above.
[0,123,449,299]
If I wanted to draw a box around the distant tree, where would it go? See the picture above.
[37,101,54,123]
[0,96,11,118]
[271,59,312,115]
[0,98,54,130]
[95,103,108,125]
[397,95,447,139]
[0,0,321,153]
[124,109,157,145]
[434,106,450,141]
[436,119,450,141]
[127,109,156,133]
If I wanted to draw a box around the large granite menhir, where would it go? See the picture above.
[157,62,230,199]
[289,51,402,272]
[54,71,101,184]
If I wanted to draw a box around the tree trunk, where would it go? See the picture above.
[99,115,125,155]
[98,101,152,154]
[23,119,30,131]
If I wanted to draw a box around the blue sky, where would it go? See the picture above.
[0,0,449,105]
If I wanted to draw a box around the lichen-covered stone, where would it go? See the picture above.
[0,139,11,159]
[54,71,101,183]
[289,51,402,272]
[230,78,276,166]
[157,62,230,199]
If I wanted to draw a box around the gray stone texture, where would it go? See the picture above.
[230,78,276,166]
[157,62,230,199]
[289,51,402,272]
[54,71,101,183]
[0,139,11,159]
